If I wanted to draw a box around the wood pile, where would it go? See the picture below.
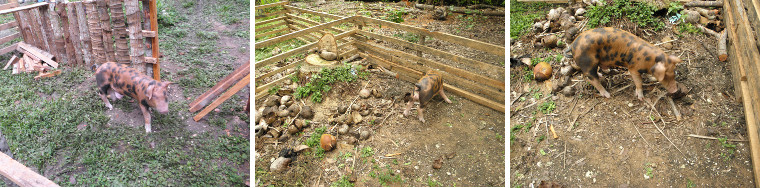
[3,42,61,79]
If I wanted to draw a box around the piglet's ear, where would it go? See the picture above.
[146,85,155,100]
[652,63,666,82]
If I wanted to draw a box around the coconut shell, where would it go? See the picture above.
[320,134,338,151]
[534,62,553,81]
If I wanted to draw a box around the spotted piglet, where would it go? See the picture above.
[404,70,452,123]
[568,27,684,100]
[92,62,174,133]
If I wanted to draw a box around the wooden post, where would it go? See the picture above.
[47,2,67,64]
[109,0,129,64]
[149,0,160,80]
[84,0,105,63]
[65,1,84,66]
[30,8,51,52]
[416,33,425,57]
[18,10,40,50]
[57,1,76,66]
[125,0,144,70]
[75,2,93,66]
[0,152,59,187]
[96,0,115,62]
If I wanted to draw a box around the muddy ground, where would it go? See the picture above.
[254,0,506,186]
[510,4,753,188]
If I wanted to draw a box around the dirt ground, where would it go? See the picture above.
[254,1,506,186]
[510,5,753,188]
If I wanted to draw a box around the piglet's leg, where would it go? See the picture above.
[629,69,645,101]
[99,93,113,110]
[588,77,611,98]
[438,88,452,104]
[417,107,425,123]
[139,104,152,133]
[403,100,414,117]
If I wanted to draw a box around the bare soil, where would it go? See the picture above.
[510,11,753,188]
[255,0,506,186]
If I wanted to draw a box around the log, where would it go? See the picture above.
[56,1,76,66]
[65,1,84,66]
[20,10,41,50]
[84,0,105,63]
[695,7,716,20]
[697,24,720,37]
[17,42,58,68]
[47,2,67,65]
[125,0,144,69]
[148,0,160,80]
[109,0,130,64]
[414,3,504,16]
[11,12,26,43]
[684,1,722,7]
[39,4,58,60]
[189,62,250,113]
[719,31,727,62]
[4,55,18,70]
[75,2,93,66]
[193,74,251,121]
[96,0,115,62]
[0,152,59,187]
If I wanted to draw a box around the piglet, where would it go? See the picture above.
[92,62,174,133]
[404,70,452,123]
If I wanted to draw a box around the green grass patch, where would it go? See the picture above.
[586,0,664,30]
[510,0,551,40]
[294,63,369,103]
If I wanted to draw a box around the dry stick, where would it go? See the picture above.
[612,84,632,95]
[567,101,600,131]
[566,97,580,123]
[379,97,398,126]
[686,134,749,142]
[645,101,689,161]
[633,122,654,149]
[666,97,682,121]
[563,141,567,169]
[654,39,678,46]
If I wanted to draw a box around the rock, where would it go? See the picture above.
[661,36,673,50]
[352,113,363,124]
[0,130,11,158]
[278,133,290,142]
[269,127,281,138]
[575,8,586,16]
[547,9,560,21]
[320,134,337,151]
[360,130,370,140]
[533,62,553,81]
[270,157,292,173]
[277,110,290,117]
[287,125,299,135]
[562,86,576,97]
[272,47,281,56]
[372,89,382,98]
[566,27,579,42]
[288,104,300,116]
[281,95,292,105]
[265,95,279,107]
[543,21,551,32]
[351,104,360,111]
[433,7,447,20]
[560,65,575,76]
[279,104,287,111]
[320,51,338,61]
[338,124,349,134]
[542,35,558,48]
[359,109,370,116]
[338,105,348,114]
[283,79,292,85]
[533,21,545,32]
[432,158,443,169]
[300,106,314,119]
[345,136,358,145]
[359,88,371,99]
[294,145,310,152]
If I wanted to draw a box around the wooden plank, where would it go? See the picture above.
[18,42,58,68]
[193,74,250,121]
[0,21,17,31]
[285,19,325,41]
[18,10,40,50]
[109,0,129,64]
[97,0,115,62]
[57,1,75,66]
[189,62,250,113]
[140,0,153,77]
[75,2,93,66]
[0,32,19,45]
[255,1,288,10]
[517,0,574,3]
[85,0,105,63]
[11,12,25,43]
[47,2,67,65]
[0,42,17,55]
[285,13,345,33]
[125,0,143,68]
[0,152,59,187]
[30,8,51,51]
[0,2,47,15]
[4,55,17,70]
[283,5,344,20]
[255,16,352,49]
[356,16,505,57]
[255,16,286,27]
[0,2,19,11]
[255,72,295,93]
[255,9,286,19]
[65,1,84,66]
[256,28,356,67]
[357,44,505,103]
[355,41,505,91]
[255,59,302,82]
[725,0,760,186]
[39,3,57,60]
[141,30,156,37]
[284,23,318,42]
[356,30,504,81]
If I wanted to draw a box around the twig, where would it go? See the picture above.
[568,101,600,131]
[612,84,632,95]
[633,124,653,149]
[385,153,402,157]
[567,98,580,122]
[380,98,398,126]
[654,39,678,46]
[687,134,749,142]
[347,81,371,115]
[666,97,682,121]
[563,141,567,170]
[646,105,690,161]
[511,92,526,106]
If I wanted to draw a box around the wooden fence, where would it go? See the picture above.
[255,1,506,112]
[0,0,160,80]
[725,0,760,186]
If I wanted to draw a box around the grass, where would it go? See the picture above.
[331,176,354,187]
[426,178,441,187]
[369,165,403,186]
[510,0,552,40]
[586,0,664,30]
[294,63,369,103]
[304,126,327,158]
[538,100,556,114]
[361,146,374,158]
[718,137,737,161]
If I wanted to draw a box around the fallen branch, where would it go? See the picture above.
[687,134,748,142]
[645,100,690,161]
[697,24,720,37]
[414,3,504,16]
[718,31,727,62]
[654,39,678,46]
[385,153,402,157]
[666,97,682,121]
[684,1,723,7]
[568,101,600,131]
[550,124,558,139]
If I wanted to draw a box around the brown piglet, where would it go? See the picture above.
[404,70,452,123]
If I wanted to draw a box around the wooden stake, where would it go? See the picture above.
[193,74,251,121]
[189,62,250,113]
[65,1,84,66]
[96,0,115,62]
[0,152,59,187]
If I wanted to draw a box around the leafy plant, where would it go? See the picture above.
[385,8,406,23]
[586,0,663,30]
[331,176,354,187]
[268,85,281,95]
[538,100,556,114]
[510,0,551,39]
[294,63,367,103]
[668,2,684,15]
[361,147,374,158]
